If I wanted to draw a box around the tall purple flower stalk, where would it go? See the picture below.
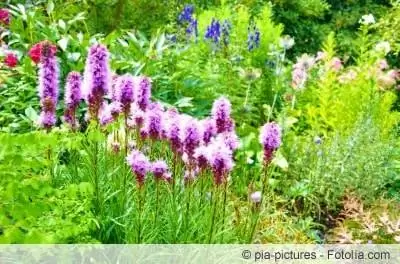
[143,109,162,140]
[127,149,151,187]
[82,44,111,122]
[207,143,234,185]
[178,4,194,23]
[178,4,198,40]
[221,20,231,47]
[38,42,59,130]
[205,18,221,44]
[152,160,170,182]
[205,18,231,48]
[108,74,122,118]
[63,72,82,130]
[187,19,198,39]
[181,118,201,161]
[99,103,114,127]
[167,115,183,154]
[211,96,233,133]
[194,145,210,171]
[218,131,240,151]
[247,23,260,51]
[135,76,151,111]
[128,103,145,128]
[200,118,217,144]
[259,122,281,165]
[116,74,134,115]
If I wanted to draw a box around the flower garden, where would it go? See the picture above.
[0,1,399,244]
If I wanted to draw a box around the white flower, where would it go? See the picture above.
[279,35,295,50]
[359,14,375,25]
[375,41,391,55]
[250,191,262,203]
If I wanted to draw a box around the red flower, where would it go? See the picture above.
[4,53,18,68]
[0,9,10,25]
[28,41,57,64]
[28,43,42,64]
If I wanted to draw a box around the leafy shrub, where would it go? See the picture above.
[0,133,97,243]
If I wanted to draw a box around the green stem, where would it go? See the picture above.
[208,186,219,244]
[199,171,206,208]
[47,146,54,185]
[185,184,192,242]
[137,188,143,243]
[154,181,160,228]
[220,179,228,242]
[248,208,259,243]
[248,165,270,242]
[243,82,251,109]
[93,140,100,214]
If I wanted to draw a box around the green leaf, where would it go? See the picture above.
[25,106,38,123]
[67,52,81,62]
[156,33,166,55]
[175,97,193,108]
[272,151,289,171]
[58,37,69,51]
[17,4,27,21]
[47,1,55,15]
[117,38,129,48]
[283,116,298,130]
[58,19,66,30]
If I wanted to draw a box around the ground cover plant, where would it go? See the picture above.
[0,1,399,244]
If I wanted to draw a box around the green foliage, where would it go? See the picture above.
[270,0,392,57]
[0,0,399,245]
[375,1,400,55]
[0,133,97,243]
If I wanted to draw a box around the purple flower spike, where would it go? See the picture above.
[167,116,183,154]
[219,131,240,151]
[126,149,151,187]
[64,72,82,108]
[38,41,59,130]
[144,109,162,140]
[208,143,234,185]
[109,101,122,119]
[194,145,210,171]
[109,74,120,101]
[128,103,145,128]
[205,18,221,44]
[259,122,281,164]
[63,71,82,129]
[200,118,217,144]
[135,76,152,111]
[83,44,111,121]
[116,74,135,114]
[99,103,114,127]
[178,4,194,24]
[181,118,201,160]
[39,111,57,129]
[152,160,169,181]
[211,96,233,133]
[247,23,261,51]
